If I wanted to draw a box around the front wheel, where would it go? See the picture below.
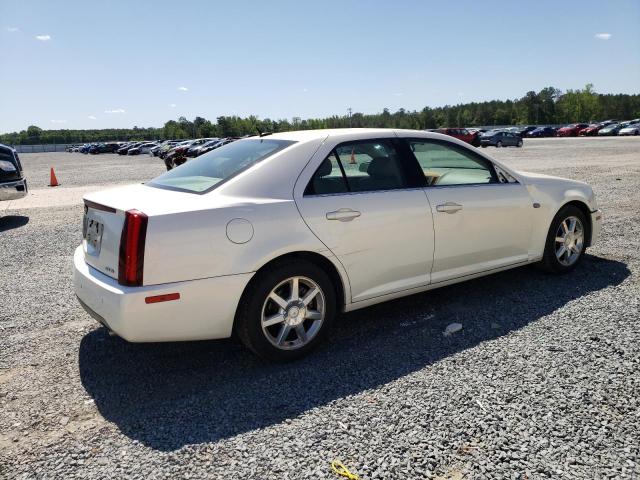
[517,139,523,147]
[235,260,336,362]
[539,205,587,274]
[496,141,503,148]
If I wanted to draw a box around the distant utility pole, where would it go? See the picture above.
[347,107,352,127]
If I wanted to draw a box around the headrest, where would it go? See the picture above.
[317,158,333,177]
[367,157,396,178]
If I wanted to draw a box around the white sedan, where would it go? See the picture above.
[618,123,640,136]
[74,129,602,361]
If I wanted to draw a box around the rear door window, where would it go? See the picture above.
[305,140,413,195]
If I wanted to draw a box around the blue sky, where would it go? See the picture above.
[0,0,638,133]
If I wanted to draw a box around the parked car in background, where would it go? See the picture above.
[117,142,141,155]
[127,143,158,155]
[618,123,640,136]
[0,143,27,203]
[89,143,107,154]
[557,123,589,137]
[480,130,523,147]
[197,138,238,156]
[514,126,537,137]
[185,139,219,157]
[184,138,218,157]
[158,141,182,159]
[598,123,625,136]
[526,127,557,138]
[579,124,606,136]
[433,128,480,147]
[106,142,122,153]
[163,141,195,170]
[149,141,173,157]
[73,128,601,361]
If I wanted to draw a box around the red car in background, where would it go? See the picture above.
[434,128,480,147]
[556,123,589,137]
[579,124,605,136]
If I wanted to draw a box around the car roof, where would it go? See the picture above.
[265,127,471,144]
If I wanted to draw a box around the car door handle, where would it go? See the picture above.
[436,202,463,214]
[326,208,361,221]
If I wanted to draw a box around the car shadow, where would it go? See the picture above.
[0,215,29,232]
[78,255,630,451]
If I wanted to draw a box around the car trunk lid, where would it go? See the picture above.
[81,183,206,281]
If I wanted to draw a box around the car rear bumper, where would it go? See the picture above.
[590,209,602,247]
[0,178,28,201]
[73,246,253,342]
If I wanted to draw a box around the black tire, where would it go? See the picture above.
[539,205,587,274]
[517,139,523,148]
[235,259,336,362]
[496,141,503,148]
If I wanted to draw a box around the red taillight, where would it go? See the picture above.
[118,209,148,286]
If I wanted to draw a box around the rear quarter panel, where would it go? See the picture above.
[143,199,333,285]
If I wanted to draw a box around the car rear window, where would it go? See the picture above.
[148,138,295,194]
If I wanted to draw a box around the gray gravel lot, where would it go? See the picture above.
[17,151,165,189]
[1,137,639,479]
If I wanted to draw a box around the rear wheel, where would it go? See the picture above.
[496,141,503,148]
[539,205,587,274]
[517,139,523,147]
[235,260,336,362]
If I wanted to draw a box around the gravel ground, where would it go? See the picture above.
[1,137,639,479]
[17,151,165,189]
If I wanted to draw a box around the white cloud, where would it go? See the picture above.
[104,108,126,114]
[178,86,188,91]
[302,88,309,93]
[393,92,403,97]
[595,33,612,40]
[50,119,66,124]
[6,26,19,32]
[35,34,51,41]
[168,103,177,108]
[88,115,97,120]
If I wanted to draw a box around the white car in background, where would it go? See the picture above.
[127,142,158,155]
[74,129,602,361]
[618,123,640,136]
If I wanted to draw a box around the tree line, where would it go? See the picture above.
[2,84,639,146]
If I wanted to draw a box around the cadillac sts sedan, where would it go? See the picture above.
[74,129,602,361]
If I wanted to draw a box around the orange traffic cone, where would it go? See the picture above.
[49,167,59,187]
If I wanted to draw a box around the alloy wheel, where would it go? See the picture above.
[554,216,584,266]
[261,276,326,350]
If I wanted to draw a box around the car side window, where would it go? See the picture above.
[407,140,498,186]
[304,140,409,195]
[304,152,348,195]
[335,141,407,192]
